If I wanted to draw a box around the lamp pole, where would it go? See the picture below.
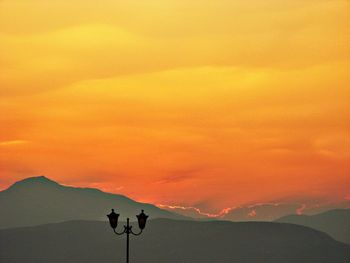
[107,209,149,263]
[126,218,129,263]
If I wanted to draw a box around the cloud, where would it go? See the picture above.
[160,200,350,221]
[313,133,350,158]
[296,204,307,215]
[157,204,233,218]
[155,168,200,184]
[0,140,28,146]
[0,0,349,210]
[1,0,349,96]
[159,202,299,220]
[248,209,257,217]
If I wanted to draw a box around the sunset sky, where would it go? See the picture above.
[1,0,349,214]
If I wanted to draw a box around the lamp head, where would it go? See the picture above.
[107,209,120,229]
[136,210,149,230]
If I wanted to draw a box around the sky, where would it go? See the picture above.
[0,0,350,215]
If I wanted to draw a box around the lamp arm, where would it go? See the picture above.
[130,228,143,236]
[113,227,126,235]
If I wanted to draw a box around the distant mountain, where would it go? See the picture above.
[221,203,301,221]
[0,176,186,229]
[276,209,350,244]
[0,219,349,263]
[161,201,350,221]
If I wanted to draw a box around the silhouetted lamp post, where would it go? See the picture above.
[107,209,149,263]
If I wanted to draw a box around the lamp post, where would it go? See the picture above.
[107,209,149,263]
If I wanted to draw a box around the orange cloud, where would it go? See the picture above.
[0,140,28,146]
[0,0,349,212]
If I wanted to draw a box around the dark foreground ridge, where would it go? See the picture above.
[1,219,349,263]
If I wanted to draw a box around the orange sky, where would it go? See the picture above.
[1,0,350,213]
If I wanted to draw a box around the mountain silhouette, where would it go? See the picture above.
[0,176,186,229]
[0,219,349,263]
[276,209,350,245]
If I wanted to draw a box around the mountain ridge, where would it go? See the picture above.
[276,208,350,244]
[0,176,188,229]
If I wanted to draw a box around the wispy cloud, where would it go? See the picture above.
[160,200,350,221]
[248,209,257,217]
[157,204,233,218]
[0,140,28,146]
[296,204,307,215]
[155,169,200,184]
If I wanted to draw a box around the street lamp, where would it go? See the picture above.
[107,209,149,263]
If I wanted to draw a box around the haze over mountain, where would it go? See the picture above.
[276,209,350,245]
[1,219,349,263]
[160,200,350,221]
[0,176,185,229]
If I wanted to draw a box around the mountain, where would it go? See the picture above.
[0,176,186,229]
[276,209,350,245]
[161,200,350,221]
[0,219,349,263]
[221,203,301,221]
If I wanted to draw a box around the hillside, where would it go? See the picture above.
[276,209,350,244]
[0,176,185,229]
[0,219,349,263]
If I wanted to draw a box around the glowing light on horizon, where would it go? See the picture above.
[157,204,234,218]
